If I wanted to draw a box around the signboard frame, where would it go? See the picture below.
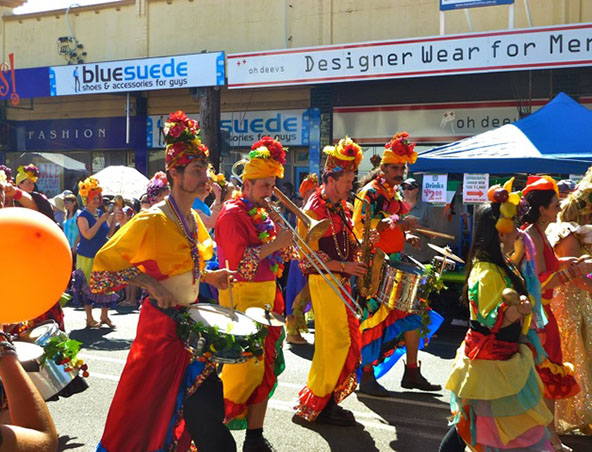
[440,0,514,11]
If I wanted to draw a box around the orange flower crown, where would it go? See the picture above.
[299,173,319,197]
[324,136,363,173]
[382,132,417,165]
[164,111,209,170]
[78,177,102,205]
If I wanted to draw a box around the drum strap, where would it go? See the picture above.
[148,298,186,323]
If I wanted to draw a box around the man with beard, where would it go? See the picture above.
[90,111,236,452]
[353,132,442,396]
[215,137,293,452]
[294,138,366,426]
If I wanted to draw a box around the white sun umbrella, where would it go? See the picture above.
[92,165,149,200]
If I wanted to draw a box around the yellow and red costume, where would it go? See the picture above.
[353,133,442,379]
[215,136,289,430]
[295,139,363,421]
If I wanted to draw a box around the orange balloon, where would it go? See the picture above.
[0,207,72,323]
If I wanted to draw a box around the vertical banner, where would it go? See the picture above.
[463,173,489,204]
[422,174,448,204]
[308,108,321,175]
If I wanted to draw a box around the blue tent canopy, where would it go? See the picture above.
[413,93,592,174]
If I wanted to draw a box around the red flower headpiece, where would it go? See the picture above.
[383,132,417,165]
[250,136,287,165]
[164,110,209,170]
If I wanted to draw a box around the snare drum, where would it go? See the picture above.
[18,321,81,400]
[12,341,78,401]
[183,304,264,364]
[376,261,426,313]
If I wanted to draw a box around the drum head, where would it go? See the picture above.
[245,307,286,327]
[188,304,258,336]
[390,261,424,276]
[25,320,59,344]
[14,341,44,364]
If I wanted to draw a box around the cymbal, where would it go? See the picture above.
[245,307,286,327]
[427,243,465,264]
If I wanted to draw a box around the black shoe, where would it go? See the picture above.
[243,436,276,452]
[401,362,442,392]
[315,401,357,426]
[359,371,390,397]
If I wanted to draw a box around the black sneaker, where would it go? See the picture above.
[243,436,277,452]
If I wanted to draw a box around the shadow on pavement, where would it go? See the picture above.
[69,328,133,351]
[357,391,449,451]
[58,435,85,451]
[286,343,315,361]
[292,414,380,452]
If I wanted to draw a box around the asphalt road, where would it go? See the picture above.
[44,305,591,452]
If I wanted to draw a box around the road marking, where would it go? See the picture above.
[268,400,444,440]
[88,371,120,382]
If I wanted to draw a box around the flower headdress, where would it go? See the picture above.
[487,177,521,234]
[207,164,227,187]
[0,169,7,185]
[241,136,287,180]
[78,176,102,206]
[0,165,12,182]
[164,111,209,171]
[146,171,169,205]
[382,132,417,165]
[560,166,592,221]
[299,173,319,197]
[16,164,40,185]
[323,136,363,174]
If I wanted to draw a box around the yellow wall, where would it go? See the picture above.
[1,0,590,119]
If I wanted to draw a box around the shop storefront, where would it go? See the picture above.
[146,108,320,186]
[5,116,143,196]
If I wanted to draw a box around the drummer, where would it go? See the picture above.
[294,138,366,426]
[215,136,293,452]
[89,111,236,452]
[353,132,441,396]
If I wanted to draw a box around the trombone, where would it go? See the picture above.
[231,161,364,319]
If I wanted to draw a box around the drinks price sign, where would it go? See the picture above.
[463,173,489,204]
[422,174,448,204]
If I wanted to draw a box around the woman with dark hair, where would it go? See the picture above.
[440,193,553,452]
[521,176,592,451]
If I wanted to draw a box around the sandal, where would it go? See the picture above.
[286,334,309,345]
[100,318,116,329]
[86,319,99,328]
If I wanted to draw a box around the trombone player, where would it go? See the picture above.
[294,137,366,426]
[353,132,441,396]
[215,137,293,452]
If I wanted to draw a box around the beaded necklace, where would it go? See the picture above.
[236,195,285,277]
[375,174,398,201]
[320,190,349,261]
[167,195,200,283]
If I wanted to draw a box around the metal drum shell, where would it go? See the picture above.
[376,262,426,313]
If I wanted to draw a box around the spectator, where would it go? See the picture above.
[63,194,81,256]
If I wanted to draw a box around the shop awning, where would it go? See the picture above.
[413,93,592,174]
[37,152,87,172]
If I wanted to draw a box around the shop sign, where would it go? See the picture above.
[0,65,51,102]
[228,23,592,88]
[37,163,62,195]
[463,173,489,204]
[49,52,225,96]
[440,0,514,10]
[0,53,19,106]
[147,109,312,148]
[422,174,448,204]
[11,117,133,151]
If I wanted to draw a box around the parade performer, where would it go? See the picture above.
[520,175,592,452]
[440,199,553,452]
[12,164,55,220]
[353,132,442,396]
[546,168,592,435]
[294,138,366,426]
[285,173,318,345]
[91,111,236,452]
[146,170,170,205]
[215,136,293,452]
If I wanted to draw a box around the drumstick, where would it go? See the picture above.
[415,227,455,240]
[225,260,236,319]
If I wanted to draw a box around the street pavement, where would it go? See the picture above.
[46,305,591,452]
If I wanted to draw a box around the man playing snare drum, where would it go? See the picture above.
[90,111,236,452]
[353,132,442,396]
[215,137,293,452]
